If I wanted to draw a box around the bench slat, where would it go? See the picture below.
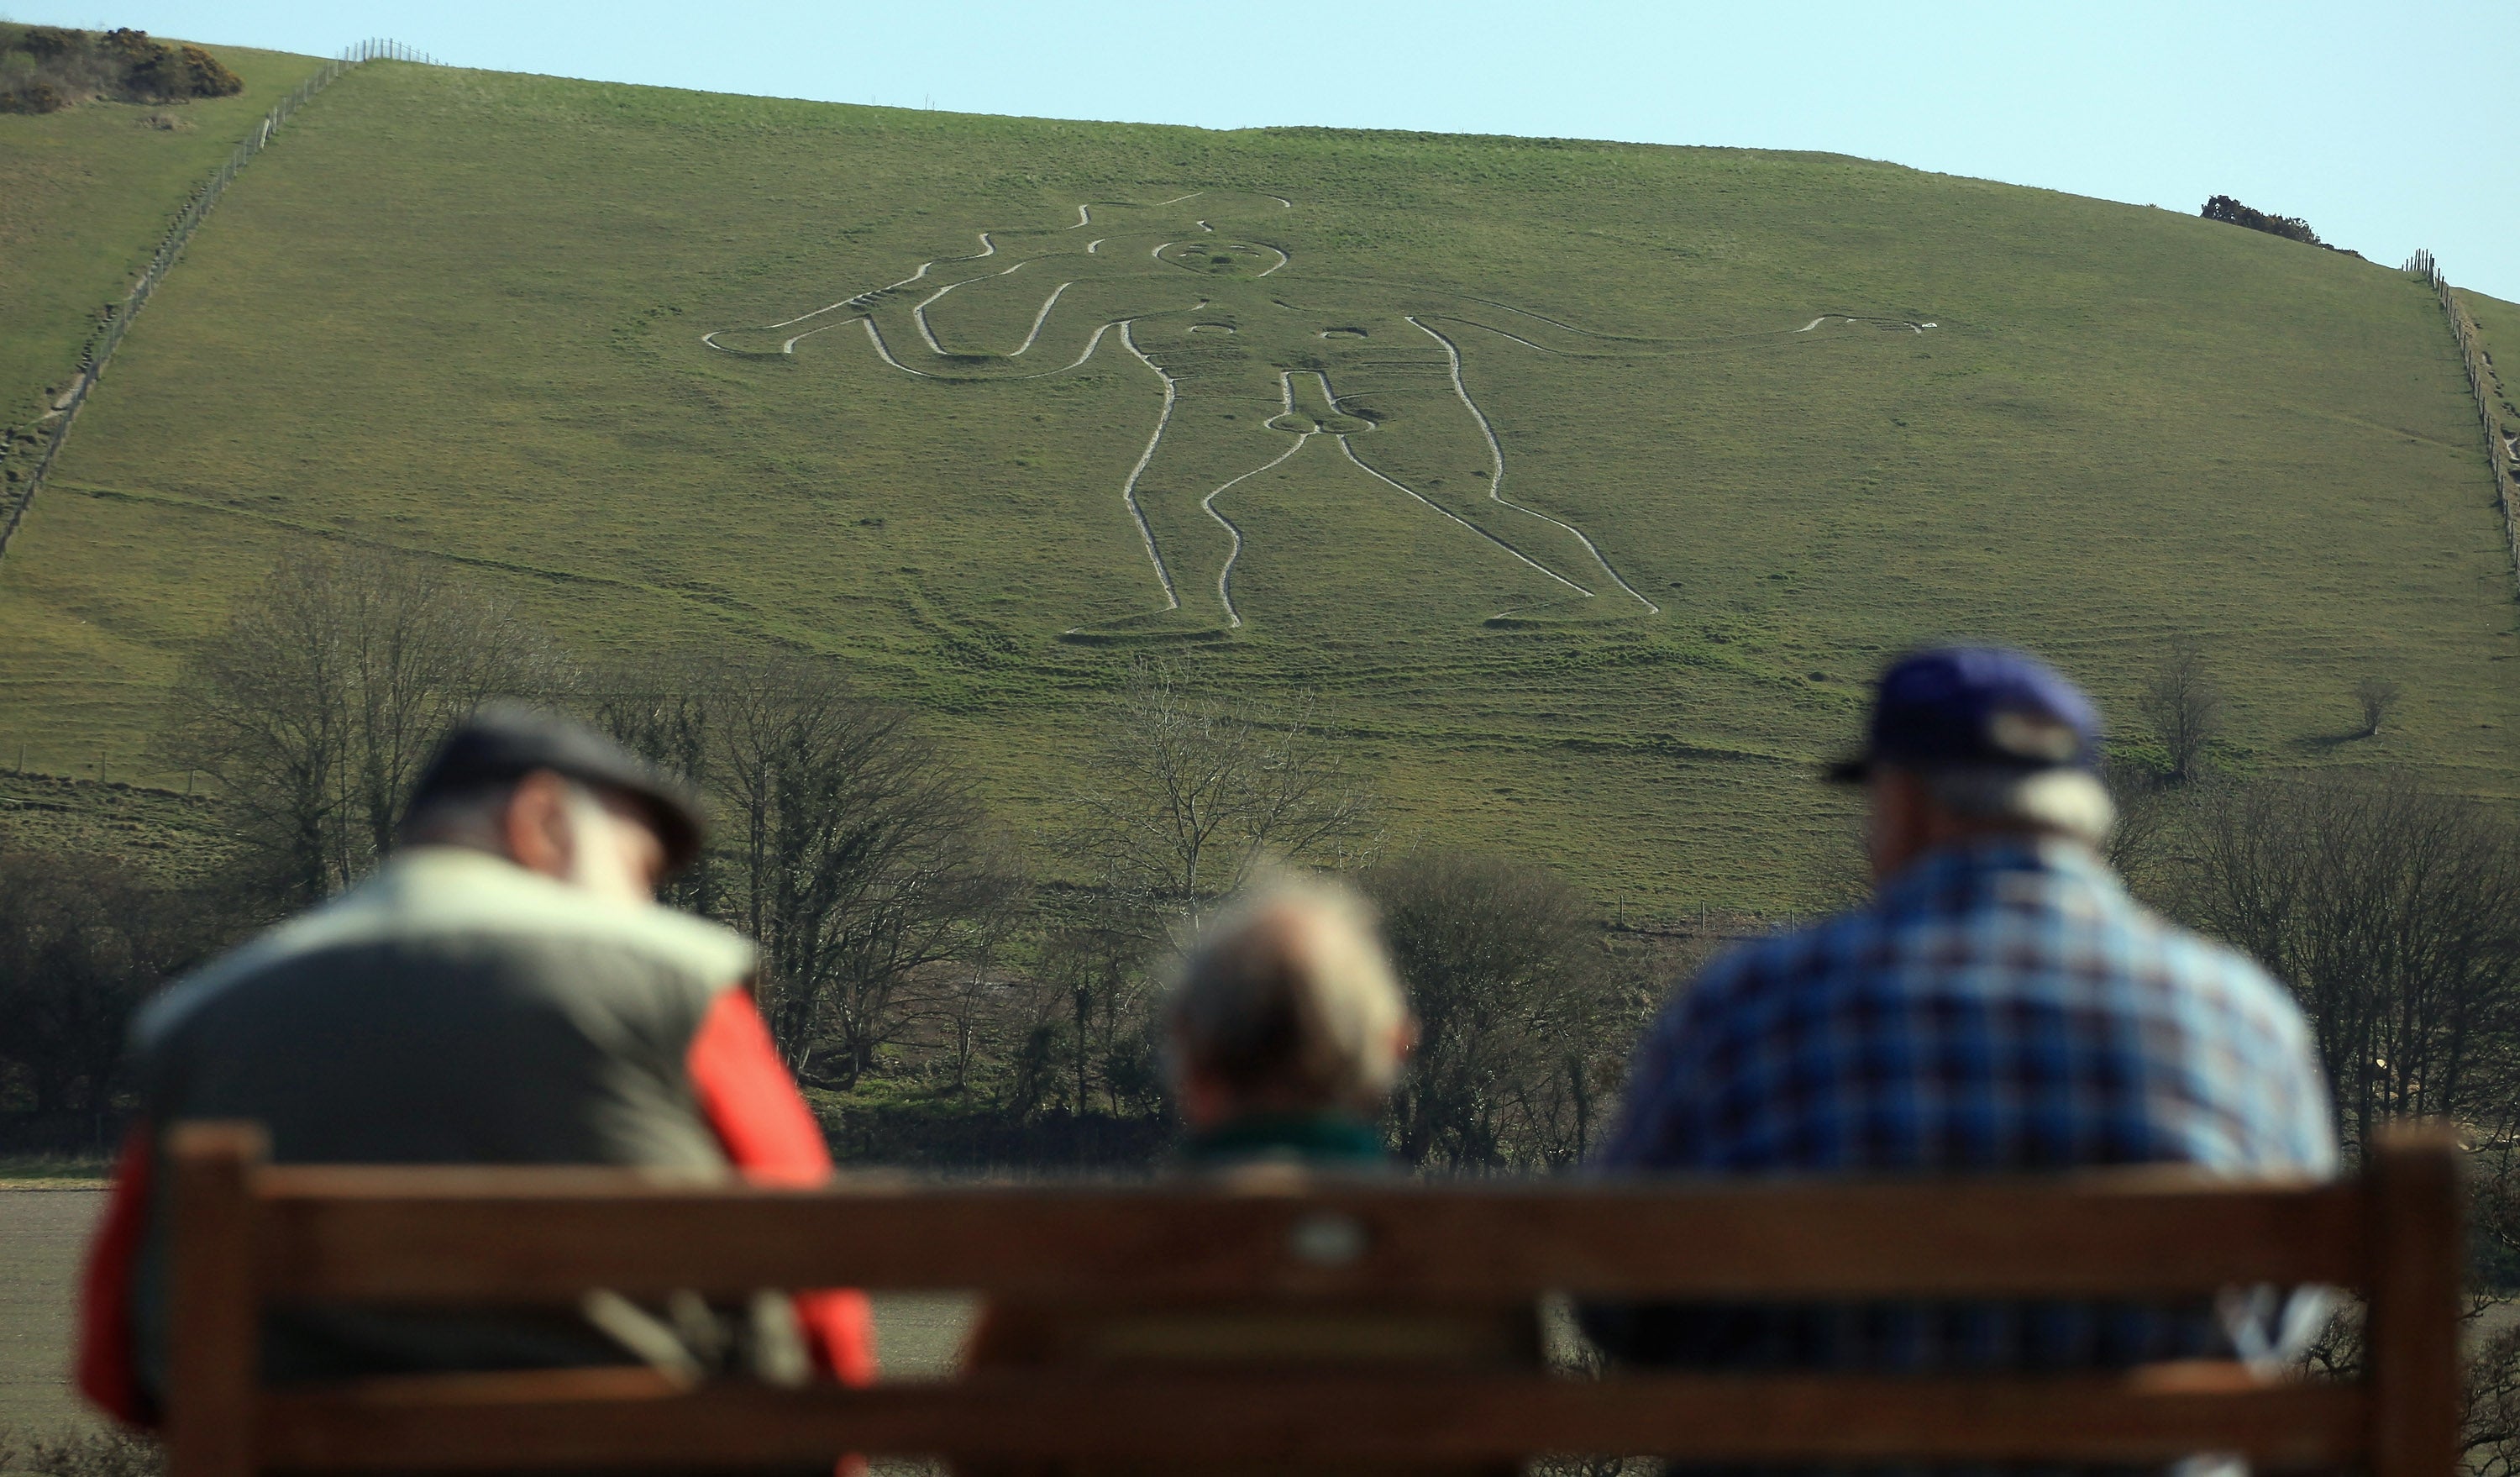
[258,1369,2363,1470]
[255,1170,2363,1301]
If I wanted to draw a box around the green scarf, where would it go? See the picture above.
[1180,1112,1389,1167]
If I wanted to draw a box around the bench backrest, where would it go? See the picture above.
[164,1121,2461,1477]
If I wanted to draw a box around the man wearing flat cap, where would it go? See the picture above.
[1588,649,2334,1390]
[76,706,873,1426]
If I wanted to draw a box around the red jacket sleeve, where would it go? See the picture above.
[686,987,876,1387]
[76,1124,156,1427]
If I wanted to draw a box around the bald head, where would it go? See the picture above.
[1166,880,1415,1127]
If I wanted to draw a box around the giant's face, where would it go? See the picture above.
[1155,239,1285,279]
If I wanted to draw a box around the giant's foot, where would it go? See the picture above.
[1058,606,1239,645]
[1480,592,1658,629]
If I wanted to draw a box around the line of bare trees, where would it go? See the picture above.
[21,555,2520,1185]
[0,850,223,1119]
[2163,771,2520,1149]
[155,549,563,903]
[5,546,1642,1169]
[594,653,1026,1090]
[2104,638,2520,1472]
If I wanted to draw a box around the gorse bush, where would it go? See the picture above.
[0,24,240,114]
[2201,194,2324,249]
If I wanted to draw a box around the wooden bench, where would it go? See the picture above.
[164,1121,2462,1477]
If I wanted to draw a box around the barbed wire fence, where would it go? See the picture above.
[0,39,439,560]
[2406,250,2519,587]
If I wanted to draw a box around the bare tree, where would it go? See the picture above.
[1364,850,1630,1170]
[157,546,564,901]
[707,654,1026,1085]
[2099,754,2178,891]
[932,949,1016,1096]
[1033,907,1156,1117]
[1045,664,1374,1121]
[2290,1121,2520,1477]
[587,660,720,915]
[2174,770,2520,1147]
[2174,770,2520,1467]
[2355,676,2404,738]
[1072,660,1375,935]
[2138,636,2223,784]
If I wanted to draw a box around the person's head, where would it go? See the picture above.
[1163,877,1415,1131]
[1830,647,2115,882]
[397,706,705,905]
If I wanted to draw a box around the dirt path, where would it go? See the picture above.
[0,1190,104,1435]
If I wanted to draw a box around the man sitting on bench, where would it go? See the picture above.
[1588,648,2336,1381]
[76,707,874,1427]
[972,876,1541,1399]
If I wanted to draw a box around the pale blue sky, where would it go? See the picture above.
[13,0,2517,302]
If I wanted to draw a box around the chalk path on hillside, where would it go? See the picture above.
[703,191,1928,633]
[1410,315,1658,616]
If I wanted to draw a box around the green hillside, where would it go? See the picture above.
[3,59,2515,907]
[0,38,317,442]
[2464,288,2520,431]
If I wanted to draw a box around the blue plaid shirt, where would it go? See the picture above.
[1588,836,2336,1374]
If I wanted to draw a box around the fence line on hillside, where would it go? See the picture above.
[2406,250,2519,586]
[0,39,439,559]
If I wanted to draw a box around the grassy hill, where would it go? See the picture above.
[2,58,2515,907]
[0,37,318,447]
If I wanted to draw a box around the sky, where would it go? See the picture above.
[13,1,2518,303]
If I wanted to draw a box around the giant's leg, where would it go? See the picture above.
[1328,357,1617,620]
[1068,321,1307,633]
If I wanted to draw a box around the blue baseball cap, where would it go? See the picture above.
[1826,646,2103,782]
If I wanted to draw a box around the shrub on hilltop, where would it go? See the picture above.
[2201,193,2356,254]
[0,24,240,114]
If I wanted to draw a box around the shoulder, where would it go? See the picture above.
[1683,909,1885,1022]
[376,849,752,981]
[2116,903,2316,1048]
[136,850,751,1054]
[1623,909,1882,1081]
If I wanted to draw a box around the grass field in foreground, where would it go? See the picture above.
[1,60,2515,908]
[0,39,318,447]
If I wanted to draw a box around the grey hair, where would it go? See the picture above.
[1919,765,2117,847]
[1165,876,1410,1116]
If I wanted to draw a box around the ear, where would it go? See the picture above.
[1865,766,1930,880]
[500,770,576,880]
[1388,1014,1420,1065]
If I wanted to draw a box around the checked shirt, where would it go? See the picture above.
[1588,836,2336,1375]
